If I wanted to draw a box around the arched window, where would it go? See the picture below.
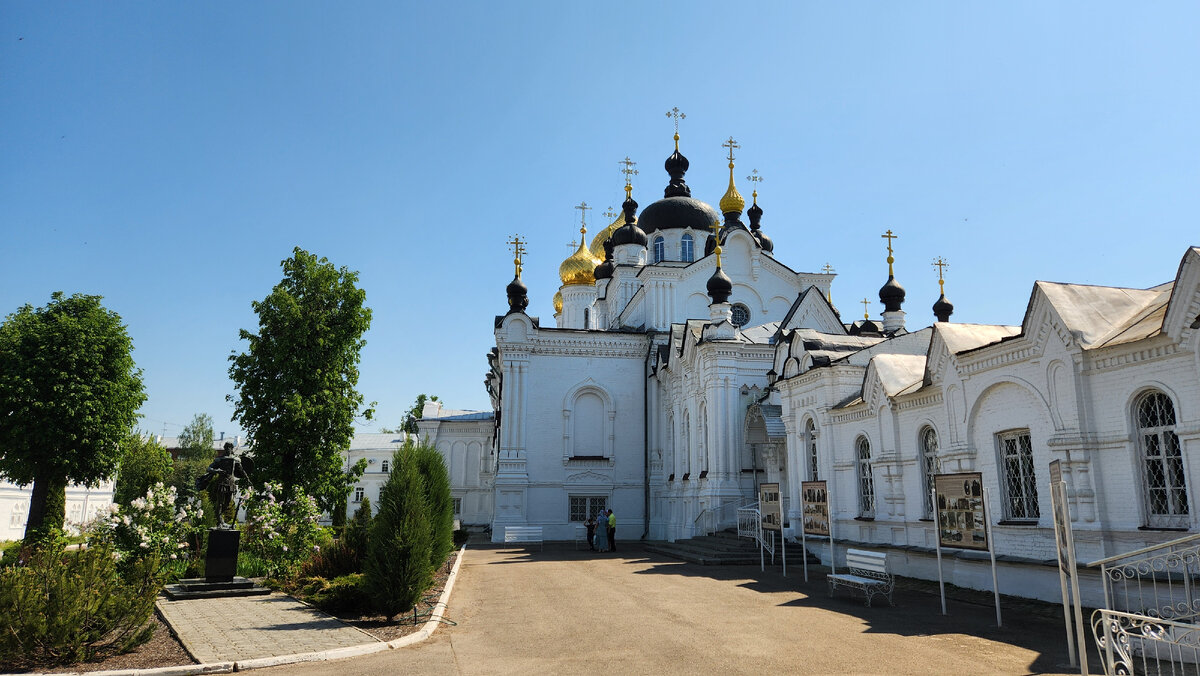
[653,236,665,263]
[920,426,939,519]
[805,419,818,481]
[856,436,875,518]
[1137,391,1189,528]
[682,411,692,476]
[681,233,694,262]
[583,307,590,329]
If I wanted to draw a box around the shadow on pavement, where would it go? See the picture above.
[469,541,1097,674]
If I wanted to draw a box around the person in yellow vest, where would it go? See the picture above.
[606,509,616,553]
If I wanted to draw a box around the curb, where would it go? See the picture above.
[28,546,467,676]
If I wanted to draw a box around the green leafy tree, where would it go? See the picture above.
[0,292,145,541]
[364,447,432,620]
[413,440,454,568]
[168,413,216,502]
[113,434,173,506]
[228,248,374,512]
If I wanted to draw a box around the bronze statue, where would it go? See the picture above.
[196,442,252,528]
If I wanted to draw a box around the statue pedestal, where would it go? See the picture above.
[164,528,269,600]
[205,528,241,582]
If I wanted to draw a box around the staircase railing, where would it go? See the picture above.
[1088,532,1200,674]
[693,496,757,537]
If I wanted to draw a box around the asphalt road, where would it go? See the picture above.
[263,543,1083,675]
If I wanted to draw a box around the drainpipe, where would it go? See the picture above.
[642,332,656,540]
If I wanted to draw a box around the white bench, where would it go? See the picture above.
[504,526,544,550]
[827,548,894,607]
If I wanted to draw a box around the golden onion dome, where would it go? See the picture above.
[719,159,746,215]
[559,241,601,286]
[553,291,563,314]
[589,210,634,258]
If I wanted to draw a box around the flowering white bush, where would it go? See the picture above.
[242,481,324,578]
[90,482,204,577]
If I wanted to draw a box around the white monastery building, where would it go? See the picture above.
[417,123,1200,605]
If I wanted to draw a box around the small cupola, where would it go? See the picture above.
[505,235,529,314]
[932,256,954,322]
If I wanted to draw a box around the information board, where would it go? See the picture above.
[759,482,782,531]
[934,472,988,551]
[801,480,829,536]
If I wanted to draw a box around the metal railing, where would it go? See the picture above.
[1089,532,1200,674]
[693,496,757,537]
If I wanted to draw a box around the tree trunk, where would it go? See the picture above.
[24,473,67,541]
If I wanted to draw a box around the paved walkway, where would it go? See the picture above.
[157,592,378,663]
[259,543,1089,675]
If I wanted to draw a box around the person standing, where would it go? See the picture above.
[607,509,616,553]
[594,510,608,552]
[586,514,597,551]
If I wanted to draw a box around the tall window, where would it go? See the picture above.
[805,419,818,481]
[453,497,463,517]
[920,426,939,518]
[569,495,607,522]
[653,236,665,263]
[381,459,389,473]
[998,430,1038,520]
[354,486,365,503]
[681,233,694,262]
[1137,391,1189,528]
[583,307,590,329]
[856,436,875,518]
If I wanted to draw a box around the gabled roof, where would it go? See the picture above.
[868,354,927,398]
[935,322,1022,355]
[778,286,846,336]
[1031,281,1171,349]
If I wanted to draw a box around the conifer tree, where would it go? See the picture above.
[413,440,454,568]
[364,449,432,620]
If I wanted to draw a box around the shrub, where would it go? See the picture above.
[293,574,368,614]
[412,441,454,569]
[241,482,323,579]
[90,482,204,581]
[0,542,162,668]
[453,529,469,547]
[364,448,432,620]
[298,538,359,579]
[344,496,372,563]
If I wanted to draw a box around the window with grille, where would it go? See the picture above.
[731,304,750,327]
[569,495,608,522]
[653,236,665,263]
[1137,391,1189,528]
[997,430,1038,521]
[453,497,462,517]
[920,426,939,518]
[856,436,875,518]
[681,234,694,262]
[806,419,818,481]
[353,486,364,503]
[381,460,389,473]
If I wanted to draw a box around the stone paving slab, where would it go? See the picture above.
[157,592,379,664]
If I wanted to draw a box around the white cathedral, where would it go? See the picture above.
[418,128,1200,604]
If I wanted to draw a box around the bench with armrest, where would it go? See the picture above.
[503,526,544,551]
[827,548,894,606]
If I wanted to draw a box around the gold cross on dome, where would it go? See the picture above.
[709,219,724,267]
[574,201,591,234]
[507,235,527,277]
[619,156,638,186]
[861,297,871,320]
[881,229,898,274]
[666,108,686,149]
[566,240,578,253]
[603,206,618,222]
[722,136,740,163]
[933,256,949,292]
[822,262,835,275]
[746,169,762,202]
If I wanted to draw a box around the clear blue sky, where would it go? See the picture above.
[3,2,1197,438]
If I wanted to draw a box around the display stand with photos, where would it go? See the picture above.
[932,472,1002,626]
[800,480,830,583]
[759,482,785,577]
[1049,460,1089,674]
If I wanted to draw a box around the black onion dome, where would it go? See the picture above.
[594,238,614,280]
[747,201,763,229]
[506,275,529,314]
[746,201,774,252]
[664,148,691,198]
[879,275,906,312]
[640,144,721,234]
[707,266,733,305]
[757,231,774,253]
[611,194,647,248]
[933,293,954,322]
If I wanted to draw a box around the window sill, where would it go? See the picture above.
[854,516,875,522]
[918,518,934,523]
[1138,525,1190,532]
[996,519,1039,526]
